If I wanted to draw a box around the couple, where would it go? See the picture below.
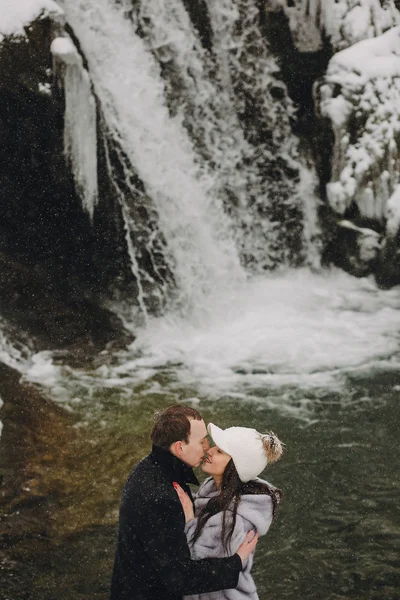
[110,404,283,600]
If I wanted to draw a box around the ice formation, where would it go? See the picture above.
[385,184,400,237]
[0,4,98,220]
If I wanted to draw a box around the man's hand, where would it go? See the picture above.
[173,482,194,523]
[236,530,259,566]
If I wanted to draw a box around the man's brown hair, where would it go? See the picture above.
[150,404,202,449]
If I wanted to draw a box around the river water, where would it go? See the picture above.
[4,267,399,600]
[10,364,400,600]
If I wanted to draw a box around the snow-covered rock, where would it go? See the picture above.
[0,0,64,40]
[316,26,400,235]
[0,2,98,221]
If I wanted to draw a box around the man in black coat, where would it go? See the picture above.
[110,405,258,600]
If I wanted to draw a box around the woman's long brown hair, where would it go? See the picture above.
[191,459,282,553]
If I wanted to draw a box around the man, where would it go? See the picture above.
[110,404,258,600]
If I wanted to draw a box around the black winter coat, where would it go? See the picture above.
[110,445,241,600]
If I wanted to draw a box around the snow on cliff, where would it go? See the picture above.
[316,26,400,236]
[0,0,64,39]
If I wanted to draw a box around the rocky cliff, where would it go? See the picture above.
[0,1,133,353]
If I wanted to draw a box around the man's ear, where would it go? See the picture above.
[171,440,184,458]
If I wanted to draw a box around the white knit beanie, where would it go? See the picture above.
[207,423,281,483]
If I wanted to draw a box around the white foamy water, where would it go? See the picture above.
[0,320,33,439]
[109,269,400,394]
[0,321,31,372]
[25,269,398,408]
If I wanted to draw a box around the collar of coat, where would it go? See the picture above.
[149,444,199,487]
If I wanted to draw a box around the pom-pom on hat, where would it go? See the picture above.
[207,423,283,483]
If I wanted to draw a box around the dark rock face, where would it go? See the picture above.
[0,251,132,351]
[376,236,400,288]
[95,117,174,314]
[0,17,91,281]
[0,15,133,352]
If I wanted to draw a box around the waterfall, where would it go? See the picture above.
[57,0,322,315]
[101,123,173,317]
[3,0,400,401]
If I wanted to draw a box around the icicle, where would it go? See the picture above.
[51,36,98,221]
[386,184,400,238]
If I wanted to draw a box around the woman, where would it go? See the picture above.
[174,423,283,600]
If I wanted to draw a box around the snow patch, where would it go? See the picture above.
[51,35,80,64]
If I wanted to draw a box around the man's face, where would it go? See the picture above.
[180,418,210,468]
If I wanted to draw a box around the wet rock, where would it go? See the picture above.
[0,361,74,570]
[0,360,113,599]
[0,250,133,353]
[326,220,382,278]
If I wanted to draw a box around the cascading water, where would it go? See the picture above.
[100,122,173,317]
[59,0,246,316]
[130,0,318,271]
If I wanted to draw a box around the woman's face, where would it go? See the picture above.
[201,445,231,478]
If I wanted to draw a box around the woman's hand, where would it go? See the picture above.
[173,482,194,523]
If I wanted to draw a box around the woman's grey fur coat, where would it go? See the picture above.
[183,477,274,600]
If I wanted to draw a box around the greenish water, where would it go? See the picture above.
[3,370,400,600]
